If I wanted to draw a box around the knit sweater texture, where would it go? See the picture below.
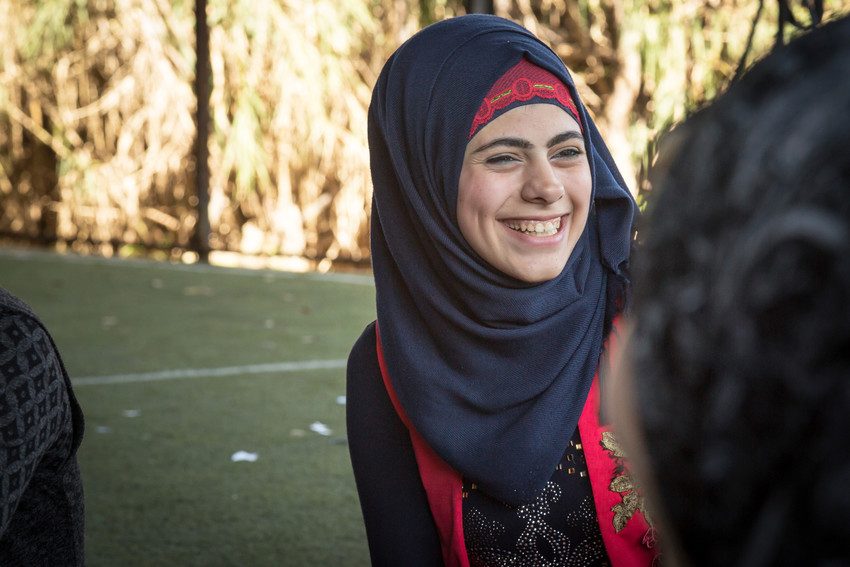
[0,288,85,566]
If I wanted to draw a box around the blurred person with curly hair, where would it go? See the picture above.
[607,14,850,567]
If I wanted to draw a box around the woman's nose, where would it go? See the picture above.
[520,159,565,204]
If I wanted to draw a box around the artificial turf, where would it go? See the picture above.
[0,249,376,566]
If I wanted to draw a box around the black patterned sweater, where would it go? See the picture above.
[0,288,85,566]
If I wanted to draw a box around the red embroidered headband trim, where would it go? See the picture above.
[468,58,582,140]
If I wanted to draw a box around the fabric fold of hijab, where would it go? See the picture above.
[369,14,635,506]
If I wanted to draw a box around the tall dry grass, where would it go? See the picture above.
[1,0,197,257]
[1,0,846,265]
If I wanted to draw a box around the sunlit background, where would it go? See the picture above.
[3,0,847,272]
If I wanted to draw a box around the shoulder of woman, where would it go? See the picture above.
[0,288,39,322]
[347,320,377,374]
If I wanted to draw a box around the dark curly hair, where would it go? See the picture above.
[631,15,850,567]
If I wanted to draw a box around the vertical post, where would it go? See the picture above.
[467,0,494,14]
[193,0,211,263]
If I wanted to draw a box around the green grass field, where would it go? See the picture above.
[0,249,377,566]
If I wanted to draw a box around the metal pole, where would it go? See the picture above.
[193,0,211,263]
[467,0,494,14]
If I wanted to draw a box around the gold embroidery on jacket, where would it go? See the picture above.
[601,431,654,533]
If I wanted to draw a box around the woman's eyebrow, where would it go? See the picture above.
[472,131,583,154]
[471,137,533,154]
[546,131,583,147]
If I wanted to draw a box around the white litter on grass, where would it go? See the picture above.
[183,285,214,296]
[335,395,346,406]
[95,426,111,434]
[231,451,258,463]
[289,429,306,438]
[122,409,141,418]
[309,422,332,436]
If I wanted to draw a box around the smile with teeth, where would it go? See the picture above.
[505,217,562,236]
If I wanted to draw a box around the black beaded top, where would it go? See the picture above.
[462,428,609,566]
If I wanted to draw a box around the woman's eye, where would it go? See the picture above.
[485,154,520,165]
[552,147,582,160]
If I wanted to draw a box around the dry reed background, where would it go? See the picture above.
[1,0,847,269]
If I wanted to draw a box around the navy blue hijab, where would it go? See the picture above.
[369,15,635,506]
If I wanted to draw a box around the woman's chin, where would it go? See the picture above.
[498,258,569,283]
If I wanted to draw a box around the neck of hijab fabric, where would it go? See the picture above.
[369,14,635,506]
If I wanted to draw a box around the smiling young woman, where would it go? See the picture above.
[458,103,591,283]
[346,15,656,567]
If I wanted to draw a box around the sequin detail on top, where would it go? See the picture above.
[462,429,609,567]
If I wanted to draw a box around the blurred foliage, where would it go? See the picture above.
[0,0,847,266]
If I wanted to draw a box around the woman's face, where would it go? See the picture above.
[457,103,592,283]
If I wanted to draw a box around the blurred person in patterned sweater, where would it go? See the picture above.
[0,287,85,566]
